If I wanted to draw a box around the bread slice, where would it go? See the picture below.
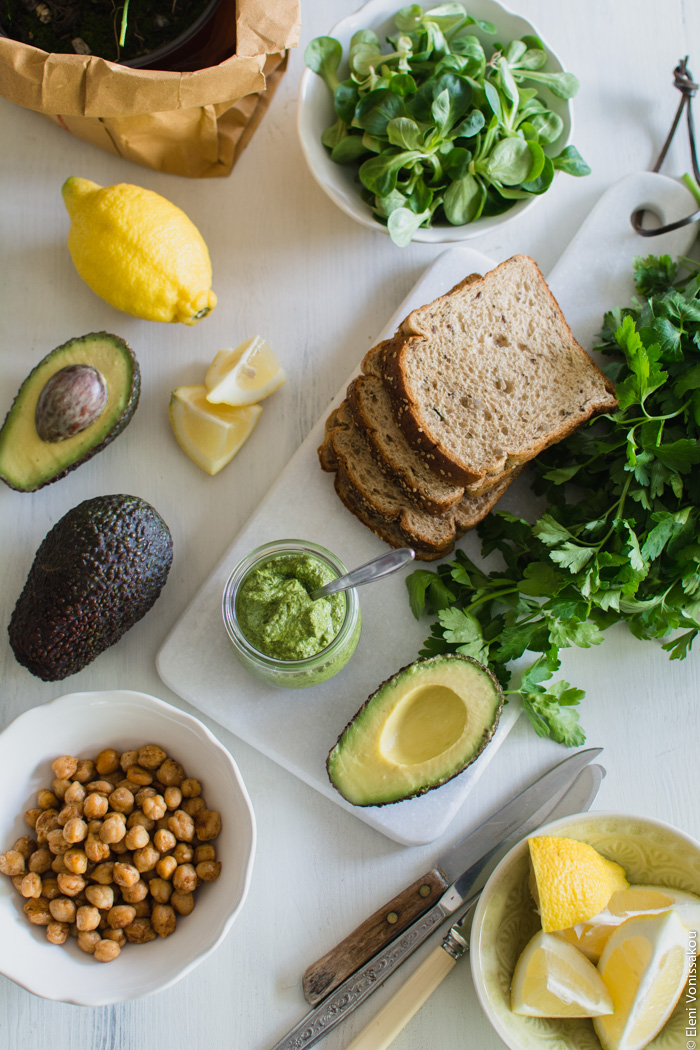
[319,400,511,557]
[381,255,618,486]
[347,374,465,514]
[360,337,517,499]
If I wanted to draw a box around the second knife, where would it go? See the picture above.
[303,746,602,1003]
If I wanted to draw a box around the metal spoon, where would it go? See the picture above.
[308,547,415,601]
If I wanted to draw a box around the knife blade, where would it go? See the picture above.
[270,748,603,1050]
[342,763,606,1050]
[303,746,602,1004]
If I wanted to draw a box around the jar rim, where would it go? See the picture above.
[222,539,359,670]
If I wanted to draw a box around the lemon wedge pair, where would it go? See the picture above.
[169,337,286,475]
[510,836,697,1050]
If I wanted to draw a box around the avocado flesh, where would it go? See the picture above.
[327,655,503,806]
[8,494,173,681]
[0,332,140,491]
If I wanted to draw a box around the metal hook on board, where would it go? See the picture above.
[631,56,700,236]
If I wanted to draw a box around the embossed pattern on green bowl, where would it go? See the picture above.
[470,812,700,1050]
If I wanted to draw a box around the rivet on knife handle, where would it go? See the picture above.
[302,868,448,1004]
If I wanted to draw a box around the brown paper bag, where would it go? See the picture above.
[0,0,301,177]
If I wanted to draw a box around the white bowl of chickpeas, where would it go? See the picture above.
[0,689,256,1004]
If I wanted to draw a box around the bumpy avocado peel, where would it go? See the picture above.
[8,494,173,681]
[327,653,503,806]
[0,332,140,492]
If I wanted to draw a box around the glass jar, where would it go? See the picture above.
[222,540,361,689]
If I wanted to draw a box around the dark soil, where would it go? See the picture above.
[1,0,214,64]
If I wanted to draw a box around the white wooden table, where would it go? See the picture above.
[1,2,699,1048]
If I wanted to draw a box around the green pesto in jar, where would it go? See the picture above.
[236,553,345,661]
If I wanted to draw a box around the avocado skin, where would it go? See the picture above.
[0,332,140,492]
[8,494,173,681]
[327,654,503,807]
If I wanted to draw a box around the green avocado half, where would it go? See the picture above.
[327,654,503,806]
[8,493,173,682]
[0,332,140,492]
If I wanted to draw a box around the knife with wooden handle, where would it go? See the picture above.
[342,763,605,1050]
[302,746,602,1004]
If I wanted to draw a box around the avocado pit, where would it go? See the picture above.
[35,364,108,442]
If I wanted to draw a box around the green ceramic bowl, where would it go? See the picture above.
[469,812,700,1050]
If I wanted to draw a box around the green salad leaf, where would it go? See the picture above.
[304,4,588,245]
[407,253,700,743]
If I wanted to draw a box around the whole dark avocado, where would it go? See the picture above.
[0,332,140,492]
[8,494,173,681]
[327,654,503,806]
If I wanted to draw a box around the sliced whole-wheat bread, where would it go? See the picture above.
[347,374,465,514]
[380,255,617,486]
[318,400,511,557]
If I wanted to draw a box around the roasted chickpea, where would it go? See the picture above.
[52,778,71,800]
[163,786,182,811]
[95,749,121,776]
[83,793,109,820]
[126,810,154,831]
[46,920,70,945]
[85,884,114,910]
[86,780,115,795]
[134,786,157,807]
[119,750,139,771]
[28,848,53,874]
[156,855,178,880]
[195,810,222,842]
[13,835,38,859]
[77,929,101,954]
[49,897,77,923]
[63,817,88,844]
[181,797,206,817]
[173,842,194,864]
[153,829,176,853]
[24,897,51,925]
[124,916,156,943]
[132,900,151,918]
[57,872,86,897]
[41,876,61,900]
[94,938,121,962]
[91,861,116,885]
[151,903,177,938]
[20,871,42,897]
[24,808,41,830]
[99,815,126,844]
[180,778,202,798]
[124,825,150,851]
[157,759,185,787]
[172,863,198,893]
[138,745,167,770]
[72,759,96,783]
[57,802,83,827]
[46,828,71,855]
[51,855,68,874]
[108,787,135,814]
[133,845,160,873]
[196,860,222,883]
[107,904,136,929]
[34,809,60,842]
[148,877,172,904]
[142,794,166,821]
[63,848,88,874]
[85,833,111,863]
[170,890,195,916]
[125,765,153,787]
[37,788,59,810]
[52,755,78,780]
[113,862,140,889]
[103,927,126,946]
[168,810,195,843]
[120,879,149,903]
[76,905,101,931]
[63,781,86,804]
[110,837,129,856]
[0,849,26,876]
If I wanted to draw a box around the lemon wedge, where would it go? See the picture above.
[529,836,629,933]
[169,385,261,475]
[205,337,286,407]
[594,910,693,1050]
[510,929,614,1017]
[556,884,700,962]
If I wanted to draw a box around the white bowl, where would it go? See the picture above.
[297,0,574,243]
[0,690,256,1005]
[469,811,700,1050]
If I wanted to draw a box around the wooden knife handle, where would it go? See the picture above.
[302,868,449,1005]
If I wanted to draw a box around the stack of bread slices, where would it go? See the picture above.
[318,255,618,560]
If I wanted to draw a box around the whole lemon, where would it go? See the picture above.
[62,177,217,325]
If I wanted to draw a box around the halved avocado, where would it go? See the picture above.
[0,332,140,492]
[327,654,503,806]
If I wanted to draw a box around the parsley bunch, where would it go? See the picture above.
[407,253,700,745]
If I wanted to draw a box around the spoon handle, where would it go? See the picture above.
[310,548,415,600]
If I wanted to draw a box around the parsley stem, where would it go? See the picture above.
[682,172,700,208]
[466,585,519,612]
